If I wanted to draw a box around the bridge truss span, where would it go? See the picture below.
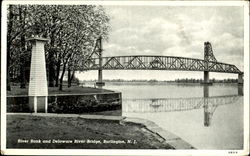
[82,55,242,74]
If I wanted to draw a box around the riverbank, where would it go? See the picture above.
[7,85,112,96]
[7,114,174,149]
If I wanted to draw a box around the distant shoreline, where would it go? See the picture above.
[81,81,239,86]
[80,78,239,84]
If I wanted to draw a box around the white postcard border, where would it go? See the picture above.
[1,1,249,155]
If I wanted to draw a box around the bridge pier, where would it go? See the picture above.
[95,36,105,89]
[204,71,209,83]
[237,73,243,96]
[203,71,212,85]
[238,85,243,96]
[96,69,105,89]
[238,73,243,85]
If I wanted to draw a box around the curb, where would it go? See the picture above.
[121,117,195,149]
[6,113,125,121]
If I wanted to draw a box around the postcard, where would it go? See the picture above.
[1,0,249,155]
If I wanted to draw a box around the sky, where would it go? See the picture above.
[77,5,244,81]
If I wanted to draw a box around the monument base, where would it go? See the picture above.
[29,96,48,113]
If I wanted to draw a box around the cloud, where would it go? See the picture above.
[103,5,244,71]
[104,43,139,56]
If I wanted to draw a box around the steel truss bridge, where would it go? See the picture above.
[80,37,243,86]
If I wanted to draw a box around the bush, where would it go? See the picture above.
[7,96,31,112]
[47,94,121,114]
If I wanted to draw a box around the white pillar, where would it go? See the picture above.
[28,36,49,113]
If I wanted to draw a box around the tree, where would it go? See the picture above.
[7,5,14,91]
[7,5,33,89]
[54,5,110,90]
[7,5,110,91]
[19,5,27,88]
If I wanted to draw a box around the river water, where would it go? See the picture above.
[86,82,244,149]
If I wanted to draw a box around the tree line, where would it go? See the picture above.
[7,5,110,91]
[175,78,238,83]
[82,78,239,83]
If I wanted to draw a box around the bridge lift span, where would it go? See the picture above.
[81,37,244,88]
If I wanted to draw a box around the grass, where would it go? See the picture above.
[7,115,174,149]
[7,85,113,96]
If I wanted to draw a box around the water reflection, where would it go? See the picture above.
[123,85,243,127]
[204,85,210,126]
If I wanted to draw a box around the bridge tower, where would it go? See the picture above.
[95,36,105,88]
[204,42,216,85]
